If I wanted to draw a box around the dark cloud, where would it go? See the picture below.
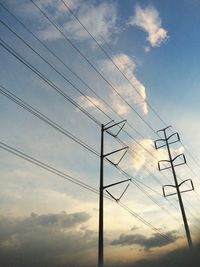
[0,212,96,267]
[30,211,90,227]
[0,213,199,267]
[110,231,178,250]
[107,243,200,267]
[130,226,139,231]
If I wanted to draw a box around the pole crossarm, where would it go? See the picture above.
[103,146,128,158]
[162,179,194,198]
[103,178,131,190]
[172,153,186,165]
[157,125,172,134]
[155,133,180,149]
[104,119,126,134]
[158,153,186,171]
[106,183,130,203]
[104,146,128,167]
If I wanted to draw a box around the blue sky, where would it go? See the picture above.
[0,0,200,266]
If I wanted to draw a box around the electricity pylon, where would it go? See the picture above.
[98,120,130,267]
[155,126,194,248]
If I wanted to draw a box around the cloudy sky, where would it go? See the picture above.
[0,0,200,266]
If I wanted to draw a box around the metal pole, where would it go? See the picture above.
[98,124,104,267]
[164,130,193,248]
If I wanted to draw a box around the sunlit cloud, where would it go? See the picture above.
[38,0,118,44]
[128,5,168,48]
[77,95,108,112]
[125,138,185,173]
[99,53,148,115]
[63,2,118,44]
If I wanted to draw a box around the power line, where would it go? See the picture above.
[0,140,174,243]
[1,38,197,226]
[0,18,112,123]
[1,0,198,241]
[118,202,173,243]
[30,0,200,196]
[0,38,101,126]
[0,11,173,187]
[4,0,198,202]
[0,84,99,157]
[0,141,99,194]
[0,3,168,173]
[30,0,159,137]
[0,3,146,140]
[61,0,169,129]
[1,83,177,215]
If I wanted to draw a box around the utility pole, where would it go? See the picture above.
[155,126,194,248]
[98,120,130,267]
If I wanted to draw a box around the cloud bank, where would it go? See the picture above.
[0,211,97,267]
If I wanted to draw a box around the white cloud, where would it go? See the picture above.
[144,46,151,53]
[128,138,158,172]
[99,53,148,115]
[76,95,107,112]
[127,137,185,174]
[63,2,118,44]
[38,1,118,44]
[129,5,168,47]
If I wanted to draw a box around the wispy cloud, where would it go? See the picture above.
[99,53,148,115]
[38,1,118,44]
[76,95,108,112]
[63,2,118,44]
[128,5,168,48]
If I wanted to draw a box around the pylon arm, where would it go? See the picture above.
[118,184,130,200]
[104,119,126,132]
[104,146,128,167]
[167,132,180,144]
[172,153,186,165]
[105,183,130,203]
[103,146,128,158]
[155,139,167,149]
[157,125,172,134]
[155,133,180,149]
[103,178,131,190]
[178,179,194,191]
[158,160,171,171]
[162,179,194,198]
[106,190,118,202]
[106,121,126,137]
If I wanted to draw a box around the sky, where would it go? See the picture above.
[0,0,200,266]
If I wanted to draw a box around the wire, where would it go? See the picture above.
[0,37,194,226]
[0,84,99,157]
[61,0,169,129]
[1,83,180,220]
[0,141,99,194]
[118,202,173,242]
[0,18,112,123]
[0,140,174,242]
[0,38,101,126]
[0,3,167,177]
[30,0,159,137]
